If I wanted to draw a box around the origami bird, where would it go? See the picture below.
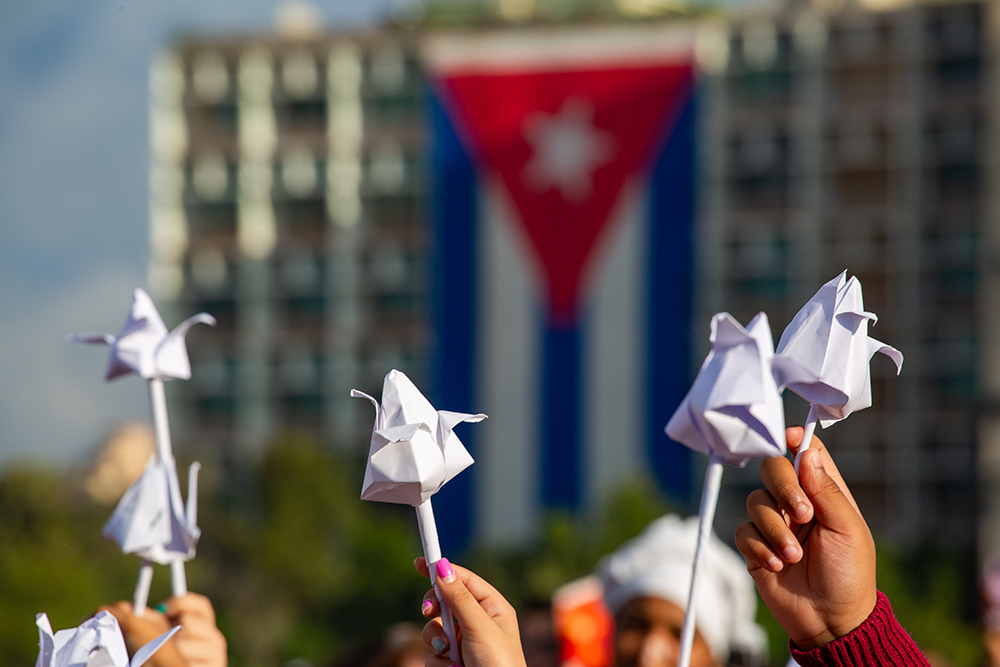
[664,312,786,667]
[352,369,485,507]
[70,288,213,611]
[102,457,200,566]
[771,271,903,469]
[68,288,215,381]
[666,312,787,466]
[353,369,486,662]
[34,611,180,667]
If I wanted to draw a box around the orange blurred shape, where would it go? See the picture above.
[552,576,614,667]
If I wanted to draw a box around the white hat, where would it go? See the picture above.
[598,514,767,661]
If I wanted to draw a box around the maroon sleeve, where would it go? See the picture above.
[788,591,932,667]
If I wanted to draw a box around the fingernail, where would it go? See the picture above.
[782,545,799,561]
[421,599,434,616]
[154,603,167,614]
[436,558,456,583]
[767,557,782,572]
[793,503,809,522]
[811,452,824,470]
[431,637,448,655]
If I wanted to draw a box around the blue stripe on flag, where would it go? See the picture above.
[540,320,582,510]
[429,89,477,554]
[647,90,696,507]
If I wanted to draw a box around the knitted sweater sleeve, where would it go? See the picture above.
[788,591,932,667]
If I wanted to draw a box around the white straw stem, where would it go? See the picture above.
[793,404,819,476]
[170,561,188,597]
[677,459,724,667]
[187,462,201,527]
[134,560,154,617]
[148,378,187,597]
[416,499,460,663]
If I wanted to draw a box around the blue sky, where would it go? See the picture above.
[0,1,402,468]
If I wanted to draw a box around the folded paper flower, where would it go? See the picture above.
[772,271,903,428]
[666,312,786,466]
[352,369,487,506]
[35,611,180,667]
[102,457,200,565]
[68,288,215,381]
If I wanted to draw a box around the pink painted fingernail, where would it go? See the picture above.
[421,599,434,615]
[436,558,456,583]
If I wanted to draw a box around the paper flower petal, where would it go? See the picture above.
[773,272,903,427]
[353,369,486,506]
[665,312,786,467]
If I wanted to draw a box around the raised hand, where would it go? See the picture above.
[735,428,877,650]
[98,601,186,667]
[415,557,527,667]
[163,594,228,667]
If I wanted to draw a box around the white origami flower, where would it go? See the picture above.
[352,369,487,506]
[35,610,180,667]
[102,457,200,565]
[666,312,787,466]
[772,271,903,428]
[68,288,215,381]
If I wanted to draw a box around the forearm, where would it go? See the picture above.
[789,592,931,667]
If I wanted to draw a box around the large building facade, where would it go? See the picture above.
[148,30,428,467]
[148,0,1000,557]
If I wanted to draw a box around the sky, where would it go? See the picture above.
[0,0,405,469]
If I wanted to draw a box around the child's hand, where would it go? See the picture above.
[735,428,877,650]
[415,557,527,667]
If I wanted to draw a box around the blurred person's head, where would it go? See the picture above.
[520,599,559,667]
[329,622,430,667]
[598,515,767,667]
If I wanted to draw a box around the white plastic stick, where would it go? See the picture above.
[416,499,460,663]
[677,458,724,667]
[170,561,188,598]
[148,378,187,597]
[187,462,201,526]
[134,560,154,617]
[793,404,818,475]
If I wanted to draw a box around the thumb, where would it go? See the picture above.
[799,448,859,535]
[432,558,491,634]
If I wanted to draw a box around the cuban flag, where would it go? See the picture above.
[424,25,697,551]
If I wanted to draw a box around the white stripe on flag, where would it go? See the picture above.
[584,179,647,511]
[476,178,541,546]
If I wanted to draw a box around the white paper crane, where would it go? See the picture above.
[34,610,180,667]
[665,312,787,667]
[772,272,903,471]
[70,288,213,615]
[352,369,486,663]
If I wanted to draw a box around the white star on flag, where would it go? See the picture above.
[522,97,615,203]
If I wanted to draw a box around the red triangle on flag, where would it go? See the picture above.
[439,64,693,323]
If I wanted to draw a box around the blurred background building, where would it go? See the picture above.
[148,26,427,467]
[148,0,998,562]
[696,0,992,560]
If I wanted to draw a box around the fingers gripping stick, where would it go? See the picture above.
[793,404,818,476]
[417,499,460,663]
